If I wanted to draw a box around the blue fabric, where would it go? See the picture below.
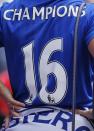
[0,0,94,109]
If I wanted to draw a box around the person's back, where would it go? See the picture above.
[0,0,94,130]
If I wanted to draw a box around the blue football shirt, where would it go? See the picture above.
[0,0,94,109]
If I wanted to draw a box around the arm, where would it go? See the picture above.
[87,0,94,2]
[0,80,25,113]
[0,80,13,103]
[77,40,94,119]
[88,39,94,57]
[0,80,25,128]
[77,3,94,119]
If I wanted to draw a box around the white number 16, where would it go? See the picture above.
[23,38,68,105]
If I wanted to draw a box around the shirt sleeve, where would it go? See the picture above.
[85,4,94,46]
